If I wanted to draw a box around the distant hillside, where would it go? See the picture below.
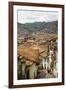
[17,21,58,37]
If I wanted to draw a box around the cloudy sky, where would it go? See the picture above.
[17,10,58,24]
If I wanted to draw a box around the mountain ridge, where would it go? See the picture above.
[17,21,58,37]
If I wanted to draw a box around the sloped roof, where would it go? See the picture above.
[18,46,39,63]
[18,43,48,63]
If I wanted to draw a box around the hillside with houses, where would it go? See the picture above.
[17,21,58,80]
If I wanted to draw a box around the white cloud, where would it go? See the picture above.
[17,10,58,24]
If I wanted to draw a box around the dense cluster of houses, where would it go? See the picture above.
[17,34,58,79]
